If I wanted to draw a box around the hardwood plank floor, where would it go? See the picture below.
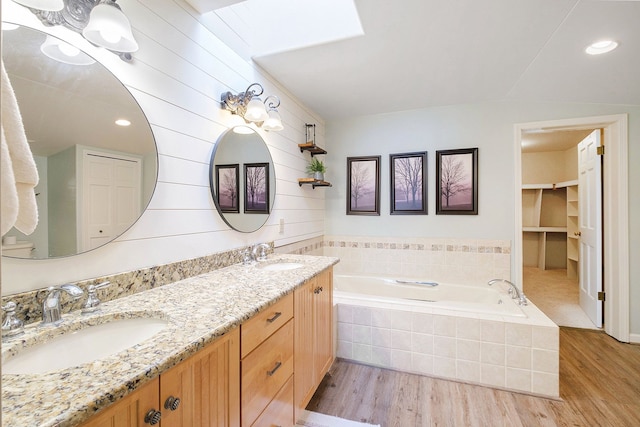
[307,328,640,426]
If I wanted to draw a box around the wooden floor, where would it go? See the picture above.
[307,328,640,426]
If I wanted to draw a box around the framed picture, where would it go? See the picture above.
[347,156,380,215]
[390,152,427,215]
[436,148,478,215]
[215,164,239,213]
[244,163,270,214]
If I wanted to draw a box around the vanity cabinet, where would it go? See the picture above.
[80,328,240,427]
[294,268,334,419]
[240,293,295,427]
[81,377,159,427]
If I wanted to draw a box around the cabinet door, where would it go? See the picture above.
[193,328,240,427]
[161,328,241,427]
[80,378,159,427]
[293,278,315,418]
[314,268,334,381]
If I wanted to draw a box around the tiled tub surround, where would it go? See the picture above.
[1,254,338,427]
[1,243,273,325]
[334,287,559,398]
[323,236,511,285]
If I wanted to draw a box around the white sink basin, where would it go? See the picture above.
[3,317,168,375]
[258,262,304,271]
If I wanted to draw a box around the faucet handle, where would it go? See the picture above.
[82,281,111,314]
[2,301,24,339]
[240,248,253,265]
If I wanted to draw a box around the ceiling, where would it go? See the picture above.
[207,0,640,122]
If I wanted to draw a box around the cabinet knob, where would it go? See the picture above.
[575,231,582,236]
[164,396,181,411]
[144,409,162,425]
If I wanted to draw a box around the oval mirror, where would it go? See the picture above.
[209,127,276,233]
[1,25,157,259]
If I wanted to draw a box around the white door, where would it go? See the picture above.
[578,130,603,327]
[81,152,141,251]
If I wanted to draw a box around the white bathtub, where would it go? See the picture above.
[333,274,526,318]
[332,274,560,397]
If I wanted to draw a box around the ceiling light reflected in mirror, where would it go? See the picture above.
[585,40,618,55]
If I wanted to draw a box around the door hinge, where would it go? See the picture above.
[598,291,606,301]
[597,146,605,156]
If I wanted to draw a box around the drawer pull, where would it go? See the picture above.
[144,409,162,425]
[164,396,181,411]
[267,361,282,377]
[266,311,282,323]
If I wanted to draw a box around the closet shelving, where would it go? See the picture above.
[522,180,578,271]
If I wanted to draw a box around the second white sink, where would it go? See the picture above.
[3,317,168,375]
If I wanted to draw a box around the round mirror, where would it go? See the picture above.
[209,127,276,233]
[1,25,157,259]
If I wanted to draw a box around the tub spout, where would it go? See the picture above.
[488,279,528,306]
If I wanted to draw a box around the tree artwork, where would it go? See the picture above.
[244,163,269,213]
[440,155,469,208]
[347,156,380,215]
[436,148,478,215]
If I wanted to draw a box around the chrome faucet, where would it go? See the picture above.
[488,279,528,306]
[42,284,84,325]
[252,243,271,262]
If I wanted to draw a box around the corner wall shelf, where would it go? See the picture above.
[298,178,332,188]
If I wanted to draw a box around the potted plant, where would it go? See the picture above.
[306,157,327,181]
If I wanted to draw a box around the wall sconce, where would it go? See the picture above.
[40,35,96,65]
[220,83,284,132]
[12,0,138,61]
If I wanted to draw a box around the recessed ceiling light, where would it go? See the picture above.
[585,40,618,55]
[115,119,131,126]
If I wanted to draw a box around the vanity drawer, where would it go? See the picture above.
[241,319,294,427]
[250,375,294,427]
[241,292,293,358]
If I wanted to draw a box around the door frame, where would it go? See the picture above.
[514,114,629,343]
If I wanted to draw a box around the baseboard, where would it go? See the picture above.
[629,333,640,344]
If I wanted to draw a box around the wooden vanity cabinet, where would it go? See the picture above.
[81,377,159,427]
[294,267,333,419]
[240,293,295,427]
[80,328,240,427]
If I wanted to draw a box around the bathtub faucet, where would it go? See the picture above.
[488,279,528,306]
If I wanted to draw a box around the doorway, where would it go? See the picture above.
[520,128,599,329]
[514,114,630,342]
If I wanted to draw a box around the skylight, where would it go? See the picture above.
[217,0,363,57]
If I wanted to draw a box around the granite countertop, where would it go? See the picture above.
[1,254,339,427]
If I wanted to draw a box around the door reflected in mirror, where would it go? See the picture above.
[1,24,157,259]
[209,128,276,233]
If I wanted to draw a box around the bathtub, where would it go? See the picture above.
[332,274,560,398]
[333,275,526,318]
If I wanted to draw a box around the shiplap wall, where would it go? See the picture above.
[2,0,326,294]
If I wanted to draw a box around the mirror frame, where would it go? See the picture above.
[209,127,276,233]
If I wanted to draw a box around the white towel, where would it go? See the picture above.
[1,60,39,236]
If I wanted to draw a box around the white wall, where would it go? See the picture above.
[2,0,325,293]
[324,101,640,335]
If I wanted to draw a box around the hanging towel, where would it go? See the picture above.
[1,60,39,236]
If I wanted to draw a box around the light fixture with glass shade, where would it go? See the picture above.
[11,0,138,61]
[40,35,96,65]
[220,83,284,132]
